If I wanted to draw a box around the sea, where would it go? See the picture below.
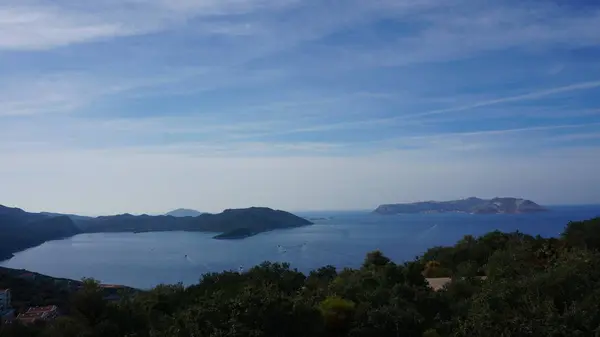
[2,205,599,289]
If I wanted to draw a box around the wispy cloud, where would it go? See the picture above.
[246,80,600,135]
[0,0,307,51]
[1,0,600,211]
[0,5,133,50]
[408,122,600,140]
[408,81,600,118]
[320,2,600,69]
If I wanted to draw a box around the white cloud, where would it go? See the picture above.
[369,81,600,128]
[141,0,298,14]
[0,0,298,50]
[242,80,600,135]
[2,0,597,118]
[0,0,599,213]
[0,67,217,116]
[0,6,132,50]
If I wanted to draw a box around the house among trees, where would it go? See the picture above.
[99,284,126,301]
[17,272,36,281]
[16,305,58,325]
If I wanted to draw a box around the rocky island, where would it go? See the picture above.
[373,197,547,215]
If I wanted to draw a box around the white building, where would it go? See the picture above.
[0,289,14,323]
[0,289,11,312]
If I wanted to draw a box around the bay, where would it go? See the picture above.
[2,205,599,289]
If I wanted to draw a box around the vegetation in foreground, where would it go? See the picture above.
[1,217,599,337]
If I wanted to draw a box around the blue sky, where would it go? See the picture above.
[1,0,599,214]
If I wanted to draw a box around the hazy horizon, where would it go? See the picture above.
[1,0,599,215]
[1,198,598,217]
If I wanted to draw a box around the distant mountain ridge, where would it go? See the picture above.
[0,204,312,259]
[373,197,547,215]
[40,212,93,222]
[79,207,311,234]
[165,208,204,217]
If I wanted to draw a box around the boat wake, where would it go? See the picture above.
[417,224,439,240]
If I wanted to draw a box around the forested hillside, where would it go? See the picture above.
[0,205,312,259]
[1,217,599,337]
[0,205,81,260]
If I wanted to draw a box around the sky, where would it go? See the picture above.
[1,0,600,215]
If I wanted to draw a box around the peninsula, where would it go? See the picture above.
[373,197,547,215]
[0,205,312,259]
[213,228,256,240]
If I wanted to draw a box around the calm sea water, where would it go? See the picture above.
[2,206,599,289]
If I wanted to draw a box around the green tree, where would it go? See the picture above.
[319,296,355,337]
[71,278,108,327]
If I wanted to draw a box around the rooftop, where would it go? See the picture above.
[17,306,58,324]
[17,317,38,324]
[17,313,43,324]
[27,305,57,313]
[17,312,45,324]
[426,277,488,291]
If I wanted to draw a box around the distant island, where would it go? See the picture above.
[165,208,204,217]
[373,197,547,215]
[0,205,312,260]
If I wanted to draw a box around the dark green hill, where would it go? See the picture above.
[0,205,312,259]
[213,228,256,240]
[0,205,81,260]
[77,207,312,234]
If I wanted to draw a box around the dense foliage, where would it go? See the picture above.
[1,217,599,337]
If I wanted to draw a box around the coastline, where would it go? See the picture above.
[0,253,14,262]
